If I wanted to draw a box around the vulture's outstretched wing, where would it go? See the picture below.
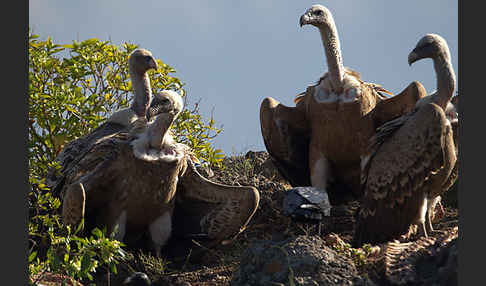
[369,81,427,129]
[170,159,260,259]
[260,96,311,186]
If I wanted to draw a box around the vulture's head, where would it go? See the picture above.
[300,5,334,28]
[408,34,450,66]
[146,90,184,121]
[131,90,185,162]
[129,49,158,75]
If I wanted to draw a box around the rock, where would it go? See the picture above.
[381,228,458,285]
[437,238,458,286]
[283,187,332,221]
[231,235,375,286]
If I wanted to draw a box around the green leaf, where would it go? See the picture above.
[80,253,92,275]
[91,227,103,239]
[109,263,118,274]
[28,251,37,263]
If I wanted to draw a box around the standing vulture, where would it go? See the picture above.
[260,5,425,205]
[61,90,260,257]
[47,49,158,197]
[354,34,457,246]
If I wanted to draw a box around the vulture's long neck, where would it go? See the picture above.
[318,23,345,92]
[147,113,173,149]
[130,70,153,118]
[432,49,456,111]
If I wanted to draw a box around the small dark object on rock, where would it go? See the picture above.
[123,272,151,286]
[283,187,331,221]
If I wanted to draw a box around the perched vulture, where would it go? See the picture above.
[47,49,159,196]
[354,34,458,246]
[61,90,260,257]
[260,5,425,205]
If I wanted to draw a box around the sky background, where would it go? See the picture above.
[29,0,458,155]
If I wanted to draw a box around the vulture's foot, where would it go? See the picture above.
[417,222,429,239]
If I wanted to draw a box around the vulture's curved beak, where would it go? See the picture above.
[149,58,158,70]
[408,50,419,66]
[300,14,309,27]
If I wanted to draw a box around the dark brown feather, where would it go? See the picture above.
[47,121,129,198]
[355,103,455,246]
[260,96,311,186]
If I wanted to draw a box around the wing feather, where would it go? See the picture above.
[175,159,259,241]
[369,81,427,129]
[260,97,311,186]
[355,104,451,245]
[47,121,128,196]
[364,104,448,207]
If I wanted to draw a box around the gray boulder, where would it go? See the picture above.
[231,235,374,286]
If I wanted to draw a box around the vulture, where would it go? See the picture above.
[353,34,458,246]
[61,90,260,257]
[260,4,425,205]
[47,49,159,196]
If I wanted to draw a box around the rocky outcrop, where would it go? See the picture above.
[231,235,375,286]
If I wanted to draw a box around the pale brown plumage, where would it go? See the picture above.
[47,49,158,197]
[354,34,457,247]
[61,90,185,254]
[260,5,424,204]
[61,90,259,257]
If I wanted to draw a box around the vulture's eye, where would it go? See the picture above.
[145,55,153,62]
[314,10,323,16]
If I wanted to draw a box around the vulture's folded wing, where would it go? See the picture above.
[355,103,454,245]
[48,121,128,198]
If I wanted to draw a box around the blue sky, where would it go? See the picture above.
[29,0,458,155]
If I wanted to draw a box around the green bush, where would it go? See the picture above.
[28,30,224,284]
[29,175,128,284]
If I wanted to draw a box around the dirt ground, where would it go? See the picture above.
[83,151,459,286]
